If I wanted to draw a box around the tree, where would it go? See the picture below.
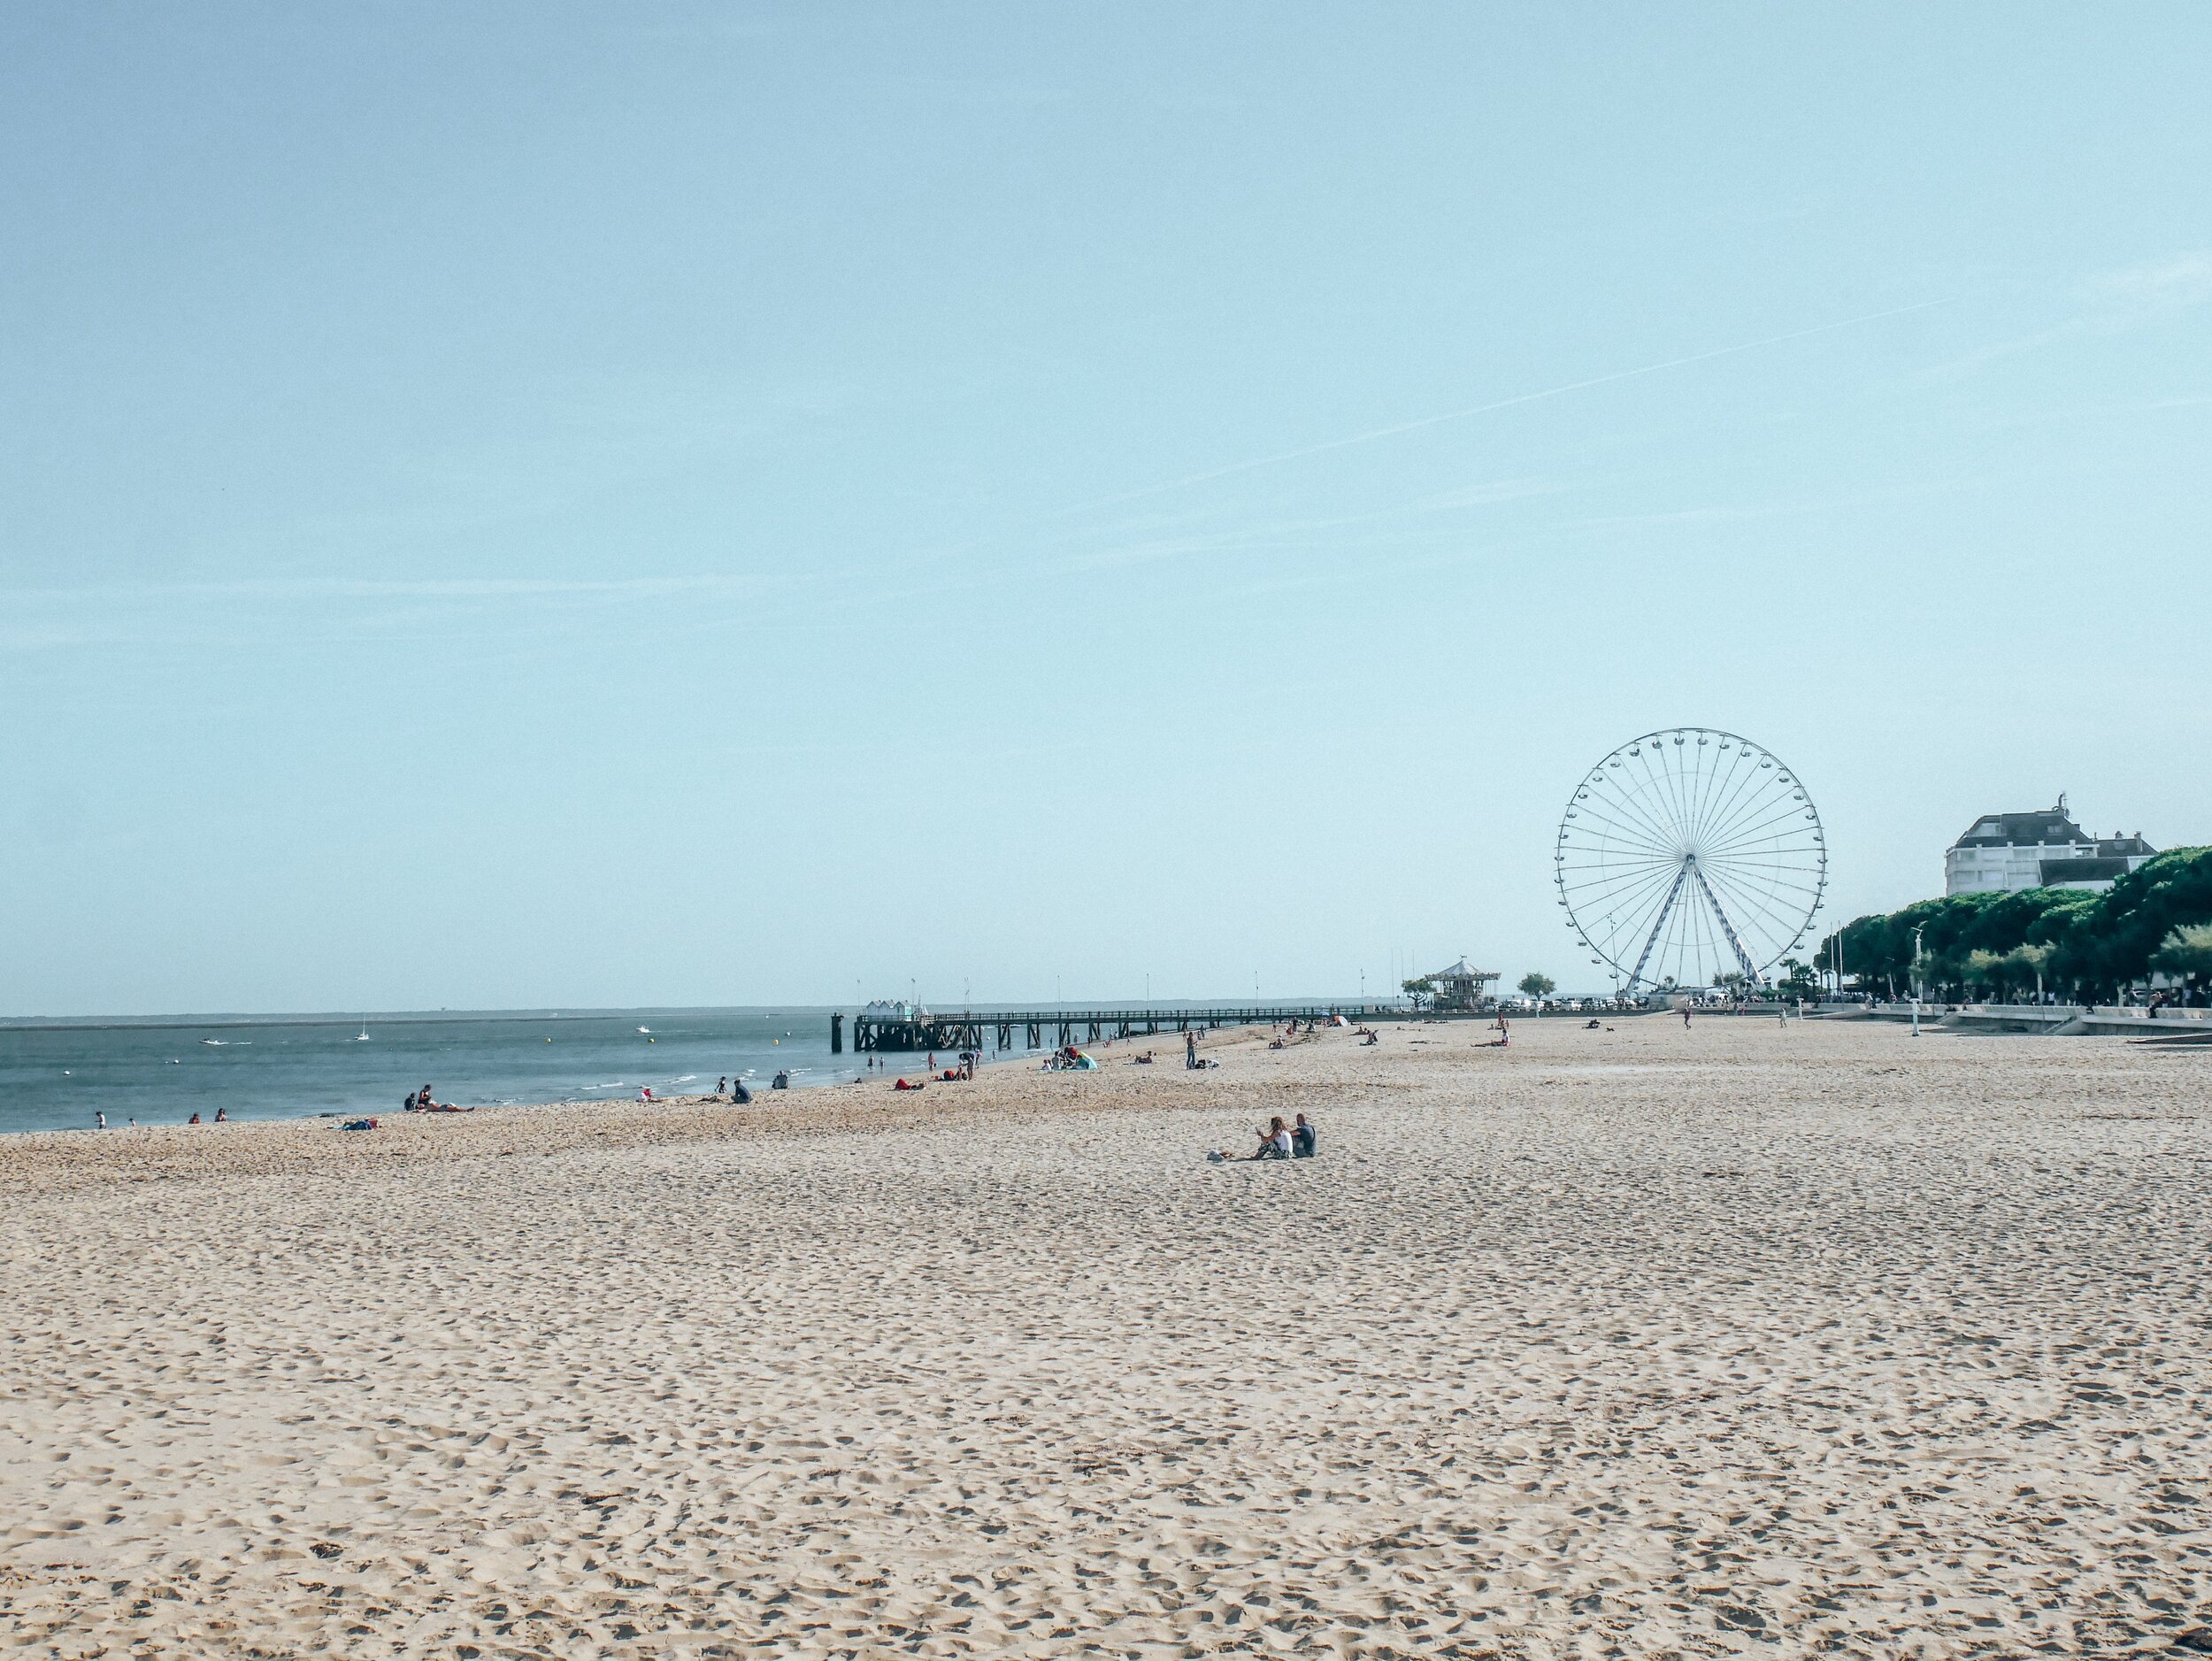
[2003,942,2054,1004]
[1816,849,2212,1003]
[1777,957,1821,1002]
[2153,922,2212,992]
[1401,976,1434,1011]
[1517,973,1555,1000]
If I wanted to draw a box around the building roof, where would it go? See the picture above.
[2039,856,2140,886]
[1950,799,2158,857]
[1952,807,2092,850]
[1426,957,1500,982]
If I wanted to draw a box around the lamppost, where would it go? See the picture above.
[1911,924,1925,1037]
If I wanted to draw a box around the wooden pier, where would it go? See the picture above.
[837,1004,1406,1054]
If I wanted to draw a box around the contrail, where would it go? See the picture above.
[1064,296,1955,515]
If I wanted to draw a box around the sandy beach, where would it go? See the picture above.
[3,1015,2208,1657]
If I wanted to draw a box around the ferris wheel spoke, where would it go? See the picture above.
[1589,780,1687,850]
[1673,735,1729,846]
[1701,861,1826,904]
[1705,796,1820,850]
[1558,863,1682,899]
[1646,745,1703,848]
[1564,859,1682,923]
[1624,864,1692,992]
[1563,802,1678,856]
[1591,787,1685,859]
[1701,863,1821,966]
[1689,864,1761,980]
[1701,782,1784,857]
[1626,744,1694,848]
[1688,741,1761,850]
[1563,868,1685,958]
[1702,842,1826,878]
[1703,766,1809,850]
[1703,806,1822,861]
[1591,862,1690,971]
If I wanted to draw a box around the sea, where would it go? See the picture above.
[0,1007,867,1136]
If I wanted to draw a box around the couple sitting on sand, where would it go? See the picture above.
[1210,1113,1317,1163]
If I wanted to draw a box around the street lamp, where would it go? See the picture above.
[1911,924,1925,1037]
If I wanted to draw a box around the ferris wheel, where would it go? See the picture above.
[1555,728,1825,994]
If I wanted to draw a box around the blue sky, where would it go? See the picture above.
[3,4,2208,1015]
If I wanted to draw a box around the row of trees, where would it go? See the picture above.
[1818,847,2212,1002]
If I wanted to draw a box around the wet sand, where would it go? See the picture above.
[3,1015,2208,1656]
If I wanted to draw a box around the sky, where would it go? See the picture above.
[3,3,2208,1017]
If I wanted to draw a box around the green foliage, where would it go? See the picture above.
[1776,957,1821,1001]
[2153,922,2212,987]
[1516,972,1556,999]
[1819,847,2212,998]
[1401,976,1434,1010]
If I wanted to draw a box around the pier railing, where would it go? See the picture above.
[836,1004,1410,1054]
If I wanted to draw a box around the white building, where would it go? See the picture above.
[1945,796,2157,896]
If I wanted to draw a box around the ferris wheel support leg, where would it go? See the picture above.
[1624,865,1690,996]
[1689,863,1763,985]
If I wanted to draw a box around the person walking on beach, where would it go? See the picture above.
[1683,1005,1693,1029]
[717,1076,727,1096]
[95,1111,106,1130]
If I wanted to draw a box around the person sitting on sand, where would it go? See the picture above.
[1226,1118,1295,1161]
[1293,1113,1317,1158]
[214,1106,227,1122]
[638,1086,655,1103]
[188,1111,203,1125]
[733,1077,752,1104]
[1210,1122,1288,1163]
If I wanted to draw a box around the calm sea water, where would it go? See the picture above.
[0,1007,870,1135]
